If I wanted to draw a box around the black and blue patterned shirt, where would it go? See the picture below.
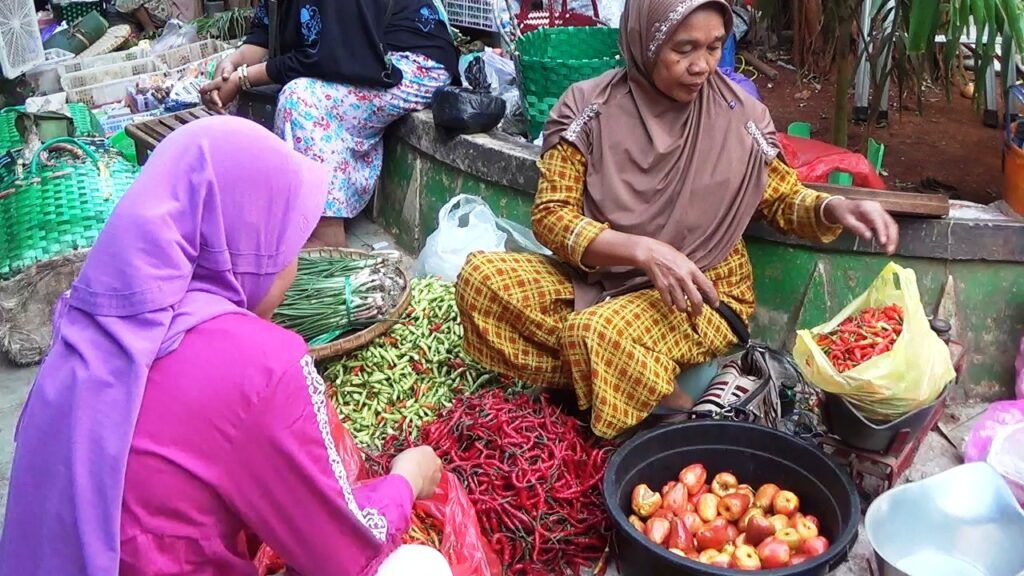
[245,0,459,88]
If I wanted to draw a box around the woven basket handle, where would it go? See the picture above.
[30,137,100,175]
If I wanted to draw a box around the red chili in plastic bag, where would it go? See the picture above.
[814,304,904,373]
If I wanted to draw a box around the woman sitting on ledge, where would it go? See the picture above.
[200,0,458,248]
[456,0,899,439]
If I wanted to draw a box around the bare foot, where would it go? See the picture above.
[657,387,696,411]
[308,217,347,248]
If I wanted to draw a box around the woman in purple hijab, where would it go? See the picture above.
[0,116,452,576]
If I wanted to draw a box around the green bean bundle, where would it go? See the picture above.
[273,252,406,346]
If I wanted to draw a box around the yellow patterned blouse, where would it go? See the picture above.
[532,141,841,281]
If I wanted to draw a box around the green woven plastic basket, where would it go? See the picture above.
[0,137,139,279]
[516,27,623,139]
[0,105,101,155]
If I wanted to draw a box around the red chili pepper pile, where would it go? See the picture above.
[375,389,614,576]
[815,304,904,373]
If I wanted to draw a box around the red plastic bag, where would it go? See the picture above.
[327,397,368,481]
[779,134,887,190]
[253,413,501,576]
[413,472,503,576]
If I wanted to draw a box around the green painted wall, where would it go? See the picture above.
[378,138,534,251]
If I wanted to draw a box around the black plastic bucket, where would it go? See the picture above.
[823,388,947,453]
[603,421,860,575]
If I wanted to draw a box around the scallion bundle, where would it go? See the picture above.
[273,252,406,346]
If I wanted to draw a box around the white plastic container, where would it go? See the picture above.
[442,0,498,31]
[57,46,150,77]
[65,46,230,107]
[60,57,162,91]
[154,39,232,70]
[23,48,75,95]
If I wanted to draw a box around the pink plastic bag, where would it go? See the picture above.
[779,135,887,190]
[963,400,1024,463]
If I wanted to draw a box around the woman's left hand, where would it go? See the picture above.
[823,197,899,255]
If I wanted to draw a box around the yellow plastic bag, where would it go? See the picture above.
[793,262,955,421]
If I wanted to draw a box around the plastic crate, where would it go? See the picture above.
[23,48,75,95]
[60,57,162,91]
[57,46,150,77]
[66,75,141,107]
[154,39,232,70]
[160,49,231,84]
[1,0,47,78]
[66,49,231,107]
[442,0,497,31]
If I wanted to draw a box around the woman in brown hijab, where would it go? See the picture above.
[456,0,898,438]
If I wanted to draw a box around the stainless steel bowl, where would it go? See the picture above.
[865,462,1024,576]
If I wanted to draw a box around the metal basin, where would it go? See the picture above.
[865,462,1024,576]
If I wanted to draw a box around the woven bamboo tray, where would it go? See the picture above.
[298,247,412,361]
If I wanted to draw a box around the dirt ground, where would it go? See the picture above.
[754,66,1004,204]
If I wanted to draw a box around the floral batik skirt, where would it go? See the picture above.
[275,52,450,218]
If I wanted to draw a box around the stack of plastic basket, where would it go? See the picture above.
[515,26,622,139]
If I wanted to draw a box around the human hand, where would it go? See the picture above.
[637,238,720,318]
[200,73,241,114]
[390,446,442,500]
[214,58,237,83]
[823,197,899,254]
[199,77,226,113]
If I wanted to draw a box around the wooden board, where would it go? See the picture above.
[125,107,215,164]
[807,183,950,218]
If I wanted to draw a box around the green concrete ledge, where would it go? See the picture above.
[379,109,1024,399]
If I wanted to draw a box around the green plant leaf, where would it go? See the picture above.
[908,0,942,52]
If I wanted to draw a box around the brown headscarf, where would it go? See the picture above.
[542,0,781,310]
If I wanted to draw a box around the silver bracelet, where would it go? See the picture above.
[819,195,845,226]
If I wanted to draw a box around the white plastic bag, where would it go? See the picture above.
[416,195,549,281]
[596,0,626,26]
[988,422,1024,505]
[149,20,199,54]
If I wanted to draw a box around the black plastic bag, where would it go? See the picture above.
[431,89,506,135]
[464,57,492,92]
[431,57,506,135]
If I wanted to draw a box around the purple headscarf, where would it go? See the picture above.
[0,116,328,575]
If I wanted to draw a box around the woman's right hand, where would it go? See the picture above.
[390,446,443,500]
[214,58,237,83]
[637,238,720,318]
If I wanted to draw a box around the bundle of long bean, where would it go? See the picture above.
[322,276,505,449]
[372,389,614,576]
[273,253,406,346]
